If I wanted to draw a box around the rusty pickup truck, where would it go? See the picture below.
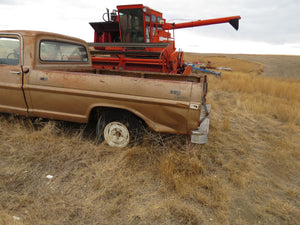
[0,30,210,147]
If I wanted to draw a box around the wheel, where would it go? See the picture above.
[96,111,142,148]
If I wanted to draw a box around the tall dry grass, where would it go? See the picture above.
[216,72,300,100]
[210,71,300,125]
[0,115,249,224]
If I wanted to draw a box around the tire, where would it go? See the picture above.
[96,111,142,148]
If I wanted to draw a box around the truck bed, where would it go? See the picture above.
[48,67,203,83]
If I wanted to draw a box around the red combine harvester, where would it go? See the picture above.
[89,4,241,74]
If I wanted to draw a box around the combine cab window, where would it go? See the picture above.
[152,15,157,23]
[40,40,88,62]
[145,15,150,23]
[0,37,20,65]
[157,17,162,24]
[152,27,157,36]
[146,26,150,43]
[119,8,144,43]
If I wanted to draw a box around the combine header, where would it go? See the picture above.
[89,4,241,74]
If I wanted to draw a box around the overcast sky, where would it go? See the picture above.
[1,0,300,55]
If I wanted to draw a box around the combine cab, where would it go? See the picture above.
[89,4,241,74]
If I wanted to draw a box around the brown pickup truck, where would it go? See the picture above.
[0,30,210,147]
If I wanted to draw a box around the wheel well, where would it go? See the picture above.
[88,107,147,128]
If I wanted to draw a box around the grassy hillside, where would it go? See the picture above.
[0,54,299,224]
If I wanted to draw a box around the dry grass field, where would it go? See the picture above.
[190,53,300,79]
[0,53,299,225]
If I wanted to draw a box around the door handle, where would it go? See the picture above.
[9,71,21,75]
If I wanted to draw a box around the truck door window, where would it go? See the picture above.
[40,40,88,62]
[0,37,20,65]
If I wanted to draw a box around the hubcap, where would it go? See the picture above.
[103,122,130,148]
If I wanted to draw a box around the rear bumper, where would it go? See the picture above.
[191,104,211,144]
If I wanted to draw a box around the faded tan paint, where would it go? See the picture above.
[0,30,206,135]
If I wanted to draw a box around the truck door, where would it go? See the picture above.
[0,34,27,115]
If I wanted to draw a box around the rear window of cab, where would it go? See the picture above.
[39,40,88,63]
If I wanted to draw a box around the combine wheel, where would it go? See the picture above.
[96,111,141,148]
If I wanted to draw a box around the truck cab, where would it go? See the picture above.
[0,31,92,116]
